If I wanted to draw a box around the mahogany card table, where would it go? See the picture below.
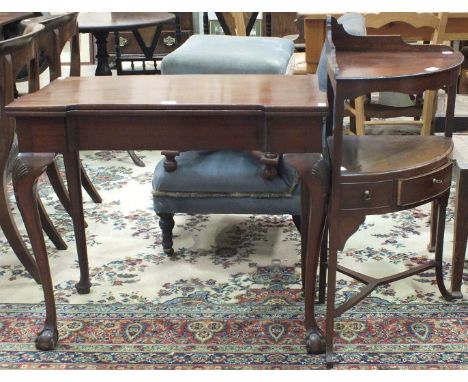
[6,74,328,350]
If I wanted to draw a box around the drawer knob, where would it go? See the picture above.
[119,36,128,47]
[433,178,443,184]
[363,190,371,201]
[163,36,176,47]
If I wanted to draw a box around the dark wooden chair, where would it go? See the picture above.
[347,13,448,136]
[0,23,71,283]
[308,17,464,368]
[16,13,102,208]
[7,14,100,286]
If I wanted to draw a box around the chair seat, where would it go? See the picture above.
[160,34,295,75]
[330,135,453,178]
[153,151,301,215]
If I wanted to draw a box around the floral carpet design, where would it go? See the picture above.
[0,150,466,369]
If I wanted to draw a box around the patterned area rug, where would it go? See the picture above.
[0,150,467,369]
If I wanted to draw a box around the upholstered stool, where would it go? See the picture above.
[153,34,298,254]
[160,34,295,75]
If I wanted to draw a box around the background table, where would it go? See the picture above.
[78,12,175,167]
[78,12,175,76]
[0,12,34,39]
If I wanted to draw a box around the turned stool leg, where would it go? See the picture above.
[157,213,175,255]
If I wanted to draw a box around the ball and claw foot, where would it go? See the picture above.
[75,280,91,294]
[163,247,174,256]
[305,327,326,354]
[35,327,58,350]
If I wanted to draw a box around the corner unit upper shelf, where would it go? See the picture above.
[326,17,464,97]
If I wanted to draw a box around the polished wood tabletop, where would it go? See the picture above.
[0,12,34,27]
[9,75,327,154]
[77,12,175,32]
[8,74,326,113]
[328,32,464,97]
[303,13,468,74]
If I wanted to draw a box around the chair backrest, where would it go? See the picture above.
[364,12,447,44]
[360,13,448,135]
[203,12,269,37]
[21,12,80,80]
[0,23,43,156]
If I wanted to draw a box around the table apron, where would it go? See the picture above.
[15,111,324,154]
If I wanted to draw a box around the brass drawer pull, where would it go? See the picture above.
[363,190,371,200]
[433,178,443,184]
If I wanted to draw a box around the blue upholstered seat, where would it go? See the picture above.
[160,34,295,75]
[153,151,300,215]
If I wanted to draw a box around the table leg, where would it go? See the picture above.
[12,154,58,350]
[93,31,112,76]
[303,157,329,355]
[451,165,467,298]
[63,150,91,294]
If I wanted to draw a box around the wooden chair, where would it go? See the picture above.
[0,23,69,283]
[308,17,463,368]
[347,13,448,136]
[16,13,102,209]
[9,13,101,290]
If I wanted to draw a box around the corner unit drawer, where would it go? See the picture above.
[397,162,453,207]
[340,180,394,210]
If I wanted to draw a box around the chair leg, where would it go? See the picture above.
[354,95,366,136]
[46,160,71,215]
[12,154,58,350]
[0,167,41,283]
[80,163,102,203]
[37,197,67,250]
[292,214,301,232]
[427,200,437,252]
[46,160,93,228]
[127,150,145,167]
[157,213,175,255]
[47,159,102,210]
